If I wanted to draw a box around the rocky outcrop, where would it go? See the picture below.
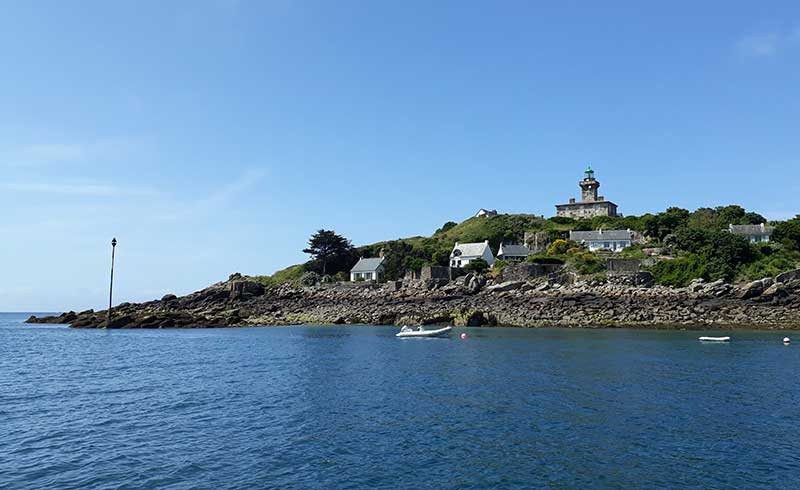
[25,272,800,330]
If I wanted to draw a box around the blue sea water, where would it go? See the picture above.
[2,312,800,489]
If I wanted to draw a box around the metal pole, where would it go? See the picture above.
[107,238,117,326]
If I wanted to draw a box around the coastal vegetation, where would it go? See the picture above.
[256,207,800,288]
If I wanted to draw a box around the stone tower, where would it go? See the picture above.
[555,165,620,218]
[579,166,599,202]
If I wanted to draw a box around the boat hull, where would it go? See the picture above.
[698,336,731,342]
[396,326,453,338]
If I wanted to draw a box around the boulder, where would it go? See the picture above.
[487,281,525,293]
[776,269,800,284]
[762,283,788,300]
[161,294,178,302]
[737,278,771,300]
[466,274,486,294]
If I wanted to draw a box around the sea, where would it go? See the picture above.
[2,312,799,489]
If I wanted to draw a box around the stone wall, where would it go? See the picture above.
[523,231,552,254]
[502,263,563,282]
[606,258,642,274]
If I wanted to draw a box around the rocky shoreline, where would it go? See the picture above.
[25,269,800,330]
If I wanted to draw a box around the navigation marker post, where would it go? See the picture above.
[107,238,117,327]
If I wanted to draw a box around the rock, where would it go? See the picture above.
[161,294,177,302]
[104,314,134,329]
[229,280,265,301]
[777,268,800,284]
[688,278,706,293]
[25,311,77,324]
[466,274,485,294]
[737,279,768,299]
[486,281,525,293]
[762,283,788,300]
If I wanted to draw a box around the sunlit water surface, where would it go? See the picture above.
[2,312,799,489]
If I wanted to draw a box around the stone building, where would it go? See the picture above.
[555,167,620,219]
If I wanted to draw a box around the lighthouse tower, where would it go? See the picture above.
[554,165,620,218]
[580,166,600,202]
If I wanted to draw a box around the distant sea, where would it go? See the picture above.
[2,312,799,489]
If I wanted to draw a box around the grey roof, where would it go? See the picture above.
[350,257,385,273]
[729,224,774,236]
[451,241,491,258]
[570,230,633,241]
[498,243,530,257]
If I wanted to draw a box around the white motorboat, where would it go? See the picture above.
[698,336,731,342]
[396,326,452,338]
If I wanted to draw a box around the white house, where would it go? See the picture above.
[497,242,530,261]
[729,223,774,243]
[474,208,498,218]
[569,229,633,253]
[450,241,495,268]
[350,257,385,282]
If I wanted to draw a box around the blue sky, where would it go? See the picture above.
[1,1,799,311]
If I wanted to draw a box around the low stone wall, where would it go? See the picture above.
[502,263,562,282]
[606,258,642,274]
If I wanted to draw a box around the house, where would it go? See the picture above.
[555,166,620,219]
[569,229,633,252]
[729,223,774,243]
[474,208,498,218]
[497,242,530,262]
[450,241,495,268]
[350,257,385,282]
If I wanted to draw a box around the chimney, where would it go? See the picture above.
[569,198,576,204]
[379,248,385,258]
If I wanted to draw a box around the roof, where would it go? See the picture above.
[350,257,385,273]
[451,241,491,258]
[570,229,633,241]
[475,208,498,217]
[729,224,774,236]
[498,243,530,257]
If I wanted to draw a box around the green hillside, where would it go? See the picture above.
[257,206,800,287]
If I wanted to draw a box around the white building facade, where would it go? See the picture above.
[569,229,633,253]
[450,241,495,268]
[350,257,386,281]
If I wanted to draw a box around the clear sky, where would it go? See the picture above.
[1,1,799,311]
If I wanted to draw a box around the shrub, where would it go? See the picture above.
[649,255,708,287]
[300,271,321,286]
[573,252,605,275]
[548,239,578,255]
[465,258,489,273]
[527,255,565,265]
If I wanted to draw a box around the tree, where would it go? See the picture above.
[303,230,355,275]
[773,216,800,251]
[643,207,690,241]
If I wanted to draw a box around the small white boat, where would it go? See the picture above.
[698,336,731,342]
[396,326,452,338]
